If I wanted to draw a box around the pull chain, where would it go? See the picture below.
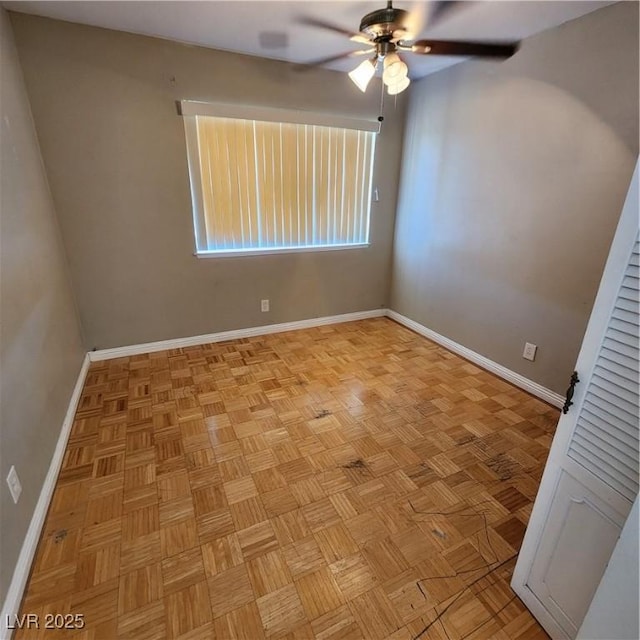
[378,76,385,126]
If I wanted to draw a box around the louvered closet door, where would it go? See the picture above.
[512,161,639,640]
[567,240,639,502]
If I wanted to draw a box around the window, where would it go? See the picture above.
[181,101,378,256]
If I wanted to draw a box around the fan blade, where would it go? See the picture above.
[350,34,373,45]
[429,1,464,27]
[403,2,426,41]
[299,48,375,70]
[298,16,362,40]
[411,39,519,58]
[400,2,467,42]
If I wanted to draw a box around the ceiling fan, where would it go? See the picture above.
[301,1,520,95]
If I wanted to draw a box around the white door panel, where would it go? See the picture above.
[512,160,639,640]
[528,472,624,637]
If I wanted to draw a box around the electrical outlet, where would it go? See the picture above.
[6,466,22,504]
[261,299,269,313]
[523,342,537,361]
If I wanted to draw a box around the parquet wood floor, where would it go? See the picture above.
[16,318,556,639]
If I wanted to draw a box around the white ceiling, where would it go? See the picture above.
[4,1,615,78]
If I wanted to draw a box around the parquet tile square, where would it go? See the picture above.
[185,447,217,470]
[278,458,315,483]
[192,484,227,517]
[160,517,198,558]
[164,581,212,639]
[219,456,252,482]
[393,525,440,566]
[196,508,235,542]
[117,599,166,639]
[120,531,162,572]
[118,563,163,614]
[227,491,267,526]
[262,486,299,518]
[382,568,432,626]
[237,520,279,561]
[344,511,390,546]
[247,549,293,597]
[16,318,554,640]
[295,567,345,620]
[494,516,528,551]
[254,467,288,493]
[157,471,191,502]
[246,449,279,473]
[84,491,123,526]
[282,536,326,578]
[214,601,266,640]
[329,552,377,600]
[445,540,492,577]
[70,578,119,627]
[34,528,81,574]
[158,496,195,528]
[272,509,311,546]
[76,543,120,589]
[301,498,341,533]
[310,604,363,640]
[314,523,359,563]
[80,518,122,553]
[290,476,326,506]
[224,475,259,504]
[361,537,410,582]
[328,492,359,521]
[161,547,207,595]
[207,564,255,617]
[125,463,156,491]
[122,504,159,542]
[492,486,531,513]
[201,534,243,577]
[94,453,125,478]
[256,583,307,638]
[348,586,402,640]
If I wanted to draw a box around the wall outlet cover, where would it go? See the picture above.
[6,466,22,504]
[261,299,270,312]
[523,342,537,361]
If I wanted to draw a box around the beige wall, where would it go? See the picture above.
[390,2,638,394]
[10,13,406,350]
[0,9,85,600]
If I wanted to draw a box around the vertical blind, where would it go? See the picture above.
[191,115,376,253]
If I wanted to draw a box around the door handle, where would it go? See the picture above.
[562,371,579,414]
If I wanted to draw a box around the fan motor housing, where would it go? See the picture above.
[359,6,410,40]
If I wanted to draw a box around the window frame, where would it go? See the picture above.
[181,101,379,258]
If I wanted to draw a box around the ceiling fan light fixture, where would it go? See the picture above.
[392,28,411,41]
[348,57,377,92]
[382,54,408,86]
[383,52,400,70]
[303,1,520,94]
[387,75,410,95]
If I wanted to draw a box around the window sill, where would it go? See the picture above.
[194,243,370,258]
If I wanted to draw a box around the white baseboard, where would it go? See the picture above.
[90,308,562,409]
[89,309,386,361]
[0,354,91,640]
[386,309,564,409]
